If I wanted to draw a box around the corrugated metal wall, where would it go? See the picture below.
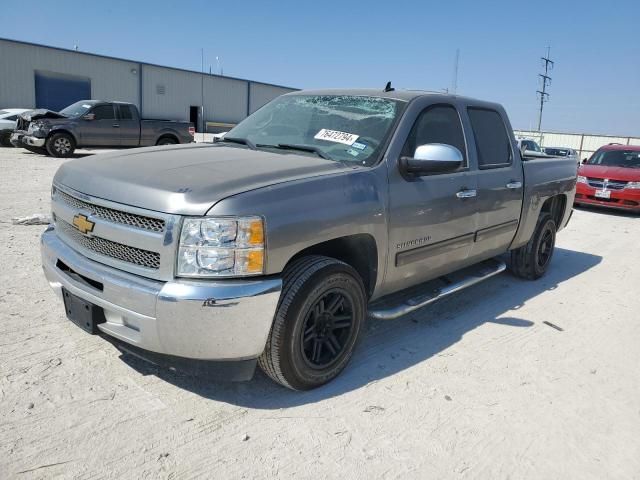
[0,39,139,109]
[0,38,295,128]
[515,129,640,160]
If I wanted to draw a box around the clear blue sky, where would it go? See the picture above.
[3,0,639,135]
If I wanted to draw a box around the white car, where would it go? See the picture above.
[0,108,30,147]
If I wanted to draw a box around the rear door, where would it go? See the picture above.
[466,107,523,261]
[82,104,120,146]
[117,104,140,146]
[385,100,478,294]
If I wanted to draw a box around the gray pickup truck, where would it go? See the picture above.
[11,100,193,157]
[41,89,577,390]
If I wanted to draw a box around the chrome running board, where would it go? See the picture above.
[368,258,507,320]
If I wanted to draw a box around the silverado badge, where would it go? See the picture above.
[72,214,95,235]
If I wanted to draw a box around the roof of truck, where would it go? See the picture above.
[283,88,503,108]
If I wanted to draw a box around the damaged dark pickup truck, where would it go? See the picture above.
[11,100,194,157]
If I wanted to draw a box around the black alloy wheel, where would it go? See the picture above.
[300,289,355,369]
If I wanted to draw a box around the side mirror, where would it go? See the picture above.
[581,158,587,164]
[83,113,95,121]
[399,144,463,176]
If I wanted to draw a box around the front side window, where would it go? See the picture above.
[468,108,512,168]
[92,105,116,120]
[587,149,640,168]
[225,95,405,166]
[401,104,467,168]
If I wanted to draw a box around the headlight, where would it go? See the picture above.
[626,181,640,189]
[177,216,265,277]
[28,122,47,135]
[577,175,587,184]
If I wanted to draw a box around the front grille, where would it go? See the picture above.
[55,188,165,233]
[586,178,628,190]
[58,219,160,269]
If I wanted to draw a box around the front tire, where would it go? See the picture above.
[46,133,75,157]
[258,256,367,390]
[509,213,556,280]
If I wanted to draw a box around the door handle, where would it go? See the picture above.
[456,189,477,199]
[506,181,522,189]
[112,124,120,128]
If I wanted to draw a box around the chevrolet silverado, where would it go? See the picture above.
[41,89,577,390]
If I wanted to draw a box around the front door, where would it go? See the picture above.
[81,104,120,146]
[465,107,524,261]
[385,102,478,295]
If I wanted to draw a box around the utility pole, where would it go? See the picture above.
[200,48,205,133]
[452,49,459,95]
[537,46,553,131]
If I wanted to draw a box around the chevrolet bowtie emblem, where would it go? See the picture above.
[72,214,95,235]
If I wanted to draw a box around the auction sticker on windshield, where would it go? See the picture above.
[314,129,359,146]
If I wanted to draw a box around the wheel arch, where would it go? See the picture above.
[540,194,567,227]
[285,234,378,299]
[47,128,78,145]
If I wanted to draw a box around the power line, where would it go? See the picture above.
[536,46,553,131]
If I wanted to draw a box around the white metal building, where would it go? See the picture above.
[0,38,295,132]
[514,129,640,161]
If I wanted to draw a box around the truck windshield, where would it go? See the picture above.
[225,95,405,165]
[587,150,640,168]
[59,101,96,118]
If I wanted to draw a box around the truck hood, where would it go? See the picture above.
[579,164,640,182]
[19,109,67,121]
[54,143,352,215]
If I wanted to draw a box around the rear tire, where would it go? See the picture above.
[509,213,556,280]
[46,133,75,158]
[156,136,178,146]
[258,255,367,390]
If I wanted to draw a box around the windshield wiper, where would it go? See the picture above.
[219,136,256,150]
[258,143,333,160]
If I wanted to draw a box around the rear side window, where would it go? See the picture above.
[401,104,467,167]
[5,115,18,121]
[467,108,512,168]
[119,105,133,120]
[92,105,115,120]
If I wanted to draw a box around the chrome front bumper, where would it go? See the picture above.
[41,227,282,362]
[10,132,45,147]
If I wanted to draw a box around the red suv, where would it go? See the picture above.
[575,144,640,213]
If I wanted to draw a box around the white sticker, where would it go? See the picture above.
[351,141,367,150]
[314,129,359,146]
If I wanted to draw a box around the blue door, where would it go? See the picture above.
[35,72,91,111]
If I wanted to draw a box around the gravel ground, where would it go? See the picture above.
[1,146,639,480]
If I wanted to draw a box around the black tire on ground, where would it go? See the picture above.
[258,255,367,390]
[156,136,178,146]
[0,133,14,147]
[23,145,48,155]
[46,133,76,158]
[509,213,557,280]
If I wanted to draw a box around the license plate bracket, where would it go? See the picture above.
[62,289,106,334]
